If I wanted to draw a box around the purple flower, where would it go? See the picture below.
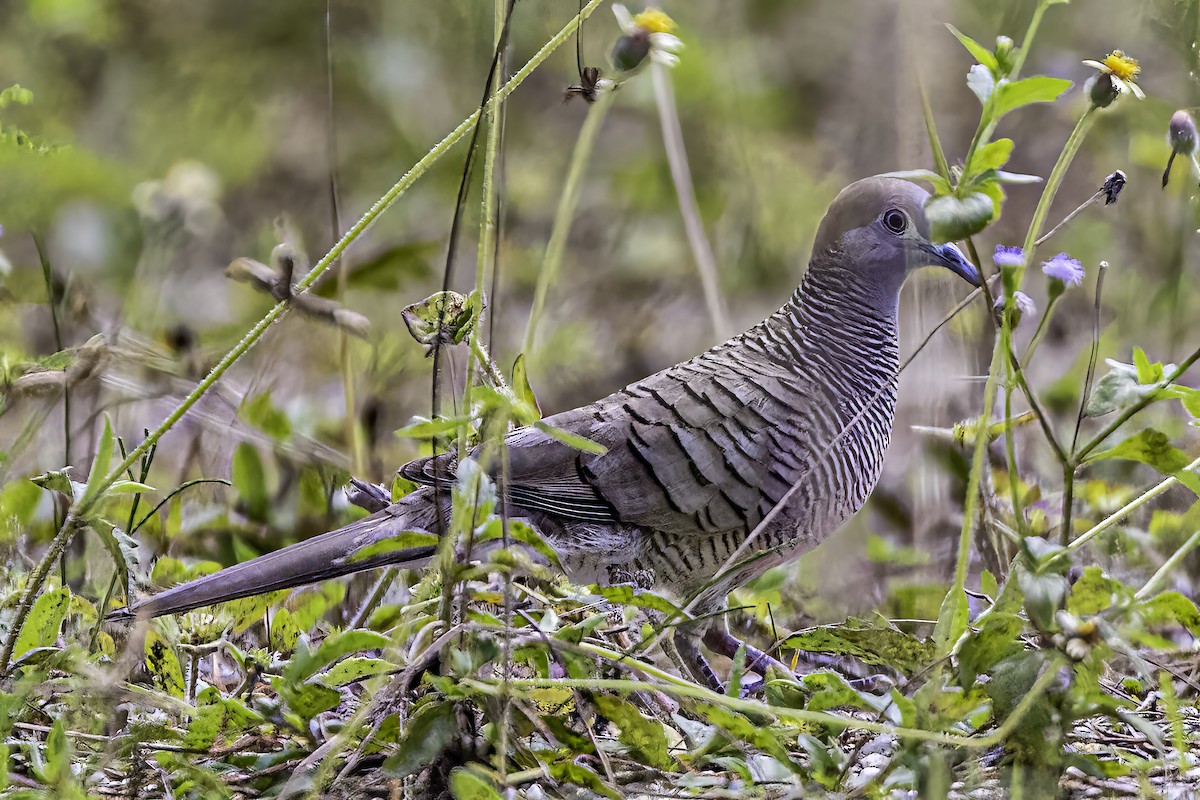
[1041,253,1084,286]
[993,245,1023,268]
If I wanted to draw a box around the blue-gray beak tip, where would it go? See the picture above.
[933,242,981,287]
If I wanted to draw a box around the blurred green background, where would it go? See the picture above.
[1,0,1197,620]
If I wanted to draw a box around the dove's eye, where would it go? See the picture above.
[883,209,907,235]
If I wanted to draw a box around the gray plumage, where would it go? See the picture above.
[116,176,979,681]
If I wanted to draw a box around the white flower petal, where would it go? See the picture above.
[1081,60,1106,71]
[650,50,680,68]
[650,32,684,53]
[612,4,636,34]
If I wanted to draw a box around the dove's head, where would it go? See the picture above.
[810,176,980,305]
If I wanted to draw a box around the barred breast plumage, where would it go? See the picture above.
[116,175,980,688]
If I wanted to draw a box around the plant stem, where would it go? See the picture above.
[652,62,730,340]
[1136,524,1200,600]
[1063,261,1108,540]
[522,88,615,355]
[32,232,69,467]
[1013,106,1097,288]
[1008,0,1051,82]
[1021,292,1059,365]
[1066,453,1200,552]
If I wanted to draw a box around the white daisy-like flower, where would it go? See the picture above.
[611,5,683,70]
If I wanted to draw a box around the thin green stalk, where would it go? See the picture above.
[472,643,1065,750]
[939,343,1004,655]
[1063,261,1107,540]
[1007,0,1050,82]
[1021,292,1060,365]
[652,62,730,340]
[522,88,615,355]
[1066,453,1200,552]
[1012,107,1097,289]
[1136,524,1200,600]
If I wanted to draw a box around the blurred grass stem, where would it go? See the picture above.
[652,62,731,340]
[522,88,615,355]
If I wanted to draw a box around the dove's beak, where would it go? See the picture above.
[922,241,981,286]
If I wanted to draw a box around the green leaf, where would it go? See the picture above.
[107,480,155,494]
[475,518,563,570]
[285,629,389,683]
[320,656,392,687]
[1085,361,1167,417]
[450,769,503,800]
[533,420,607,455]
[924,192,994,243]
[239,392,292,440]
[587,584,683,616]
[273,678,342,722]
[917,82,951,182]
[511,354,541,420]
[383,701,459,778]
[992,76,1073,119]
[945,24,998,73]
[1133,347,1163,384]
[44,718,71,785]
[801,671,881,714]
[88,518,138,597]
[231,443,269,520]
[591,694,675,770]
[81,416,116,509]
[932,584,969,654]
[1067,566,1123,615]
[13,587,70,660]
[346,530,440,563]
[1141,591,1200,636]
[781,621,935,675]
[876,169,951,194]
[544,759,622,800]
[1088,428,1200,495]
[0,84,34,109]
[970,138,1014,173]
[145,631,187,698]
[395,414,473,440]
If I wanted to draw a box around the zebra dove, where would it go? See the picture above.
[115,175,980,687]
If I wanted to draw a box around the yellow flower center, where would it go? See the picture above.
[634,9,676,35]
[1102,50,1140,81]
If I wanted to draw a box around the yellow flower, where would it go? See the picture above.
[1083,49,1144,101]
[633,9,675,35]
[1102,50,1140,81]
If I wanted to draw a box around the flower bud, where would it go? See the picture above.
[994,35,1015,75]
[1169,110,1198,155]
[1088,73,1119,109]
[611,30,651,72]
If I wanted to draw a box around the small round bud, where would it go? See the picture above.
[611,30,651,72]
[994,35,1015,74]
[1089,73,1119,109]
[1169,110,1198,155]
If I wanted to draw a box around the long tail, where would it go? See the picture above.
[111,490,441,620]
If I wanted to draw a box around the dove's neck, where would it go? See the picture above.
[747,255,901,417]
